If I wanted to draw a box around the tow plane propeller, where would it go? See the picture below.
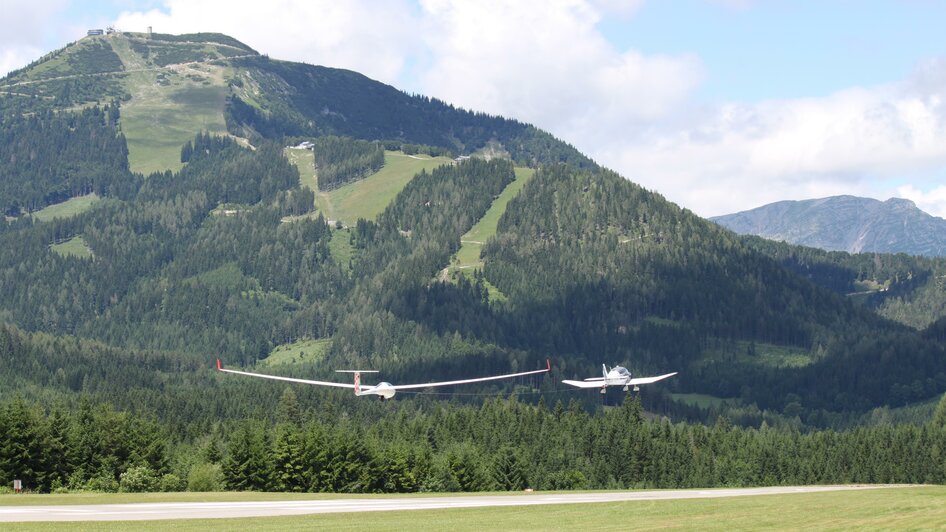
[217,358,551,400]
[562,364,676,394]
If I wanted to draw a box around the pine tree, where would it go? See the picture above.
[491,446,526,491]
[271,424,305,492]
[222,423,271,491]
[277,387,302,426]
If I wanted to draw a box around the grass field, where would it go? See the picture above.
[3,486,943,530]
[110,36,229,175]
[328,227,355,268]
[49,236,93,259]
[319,151,453,225]
[284,148,318,194]
[700,340,812,369]
[29,194,101,222]
[184,262,248,290]
[282,149,452,226]
[261,338,332,367]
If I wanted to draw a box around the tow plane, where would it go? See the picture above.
[217,359,551,400]
[563,364,676,394]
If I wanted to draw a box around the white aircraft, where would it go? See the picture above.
[562,364,677,394]
[217,359,550,400]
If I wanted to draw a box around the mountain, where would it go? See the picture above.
[2,32,946,431]
[712,195,946,257]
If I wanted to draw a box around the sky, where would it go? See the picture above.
[4,0,946,218]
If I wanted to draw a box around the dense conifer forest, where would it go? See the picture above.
[0,106,129,214]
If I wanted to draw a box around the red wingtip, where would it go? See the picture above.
[216,359,222,370]
[547,359,551,371]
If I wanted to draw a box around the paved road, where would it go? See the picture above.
[0,485,904,522]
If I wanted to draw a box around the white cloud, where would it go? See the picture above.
[587,0,645,18]
[0,47,42,78]
[114,0,419,85]
[0,0,70,76]
[591,62,946,217]
[898,184,946,219]
[113,1,702,147]
[418,0,703,147]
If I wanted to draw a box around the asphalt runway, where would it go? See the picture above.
[0,485,902,522]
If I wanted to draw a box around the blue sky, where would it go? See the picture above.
[4,0,946,217]
[603,1,946,103]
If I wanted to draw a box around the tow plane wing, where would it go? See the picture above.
[563,364,676,394]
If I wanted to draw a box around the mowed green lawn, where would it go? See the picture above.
[319,151,453,225]
[30,194,101,222]
[3,486,943,530]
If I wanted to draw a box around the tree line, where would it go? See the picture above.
[311,136,384,191]
[224,58,595,169]
[3,393,945,494]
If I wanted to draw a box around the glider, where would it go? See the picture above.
[563,364,676,394]
[217,358,551,400]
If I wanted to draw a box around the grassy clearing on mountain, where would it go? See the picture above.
[700,340,813,369]
[120,83,229,174]
[328,227,354,269]
[318,151,452,225]
[451,167,534,275]
[442,166,534,301]
[6,487,943,530]
[284,147,318,194]
[671,393,732,409]
[110,36,229,174]
[49,236,92,259]
[184,262,249,290]
[262,338,332,366]
[29,194,101,221]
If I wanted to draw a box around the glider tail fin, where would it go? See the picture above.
[354,371,361,396]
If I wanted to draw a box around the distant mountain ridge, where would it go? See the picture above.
[712,195,946,257]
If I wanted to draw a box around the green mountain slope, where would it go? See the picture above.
[225,56,594,169]
[738,235,946,330]
[2,33,946,430]
[109,33,252,173]
[315,151,454,225]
